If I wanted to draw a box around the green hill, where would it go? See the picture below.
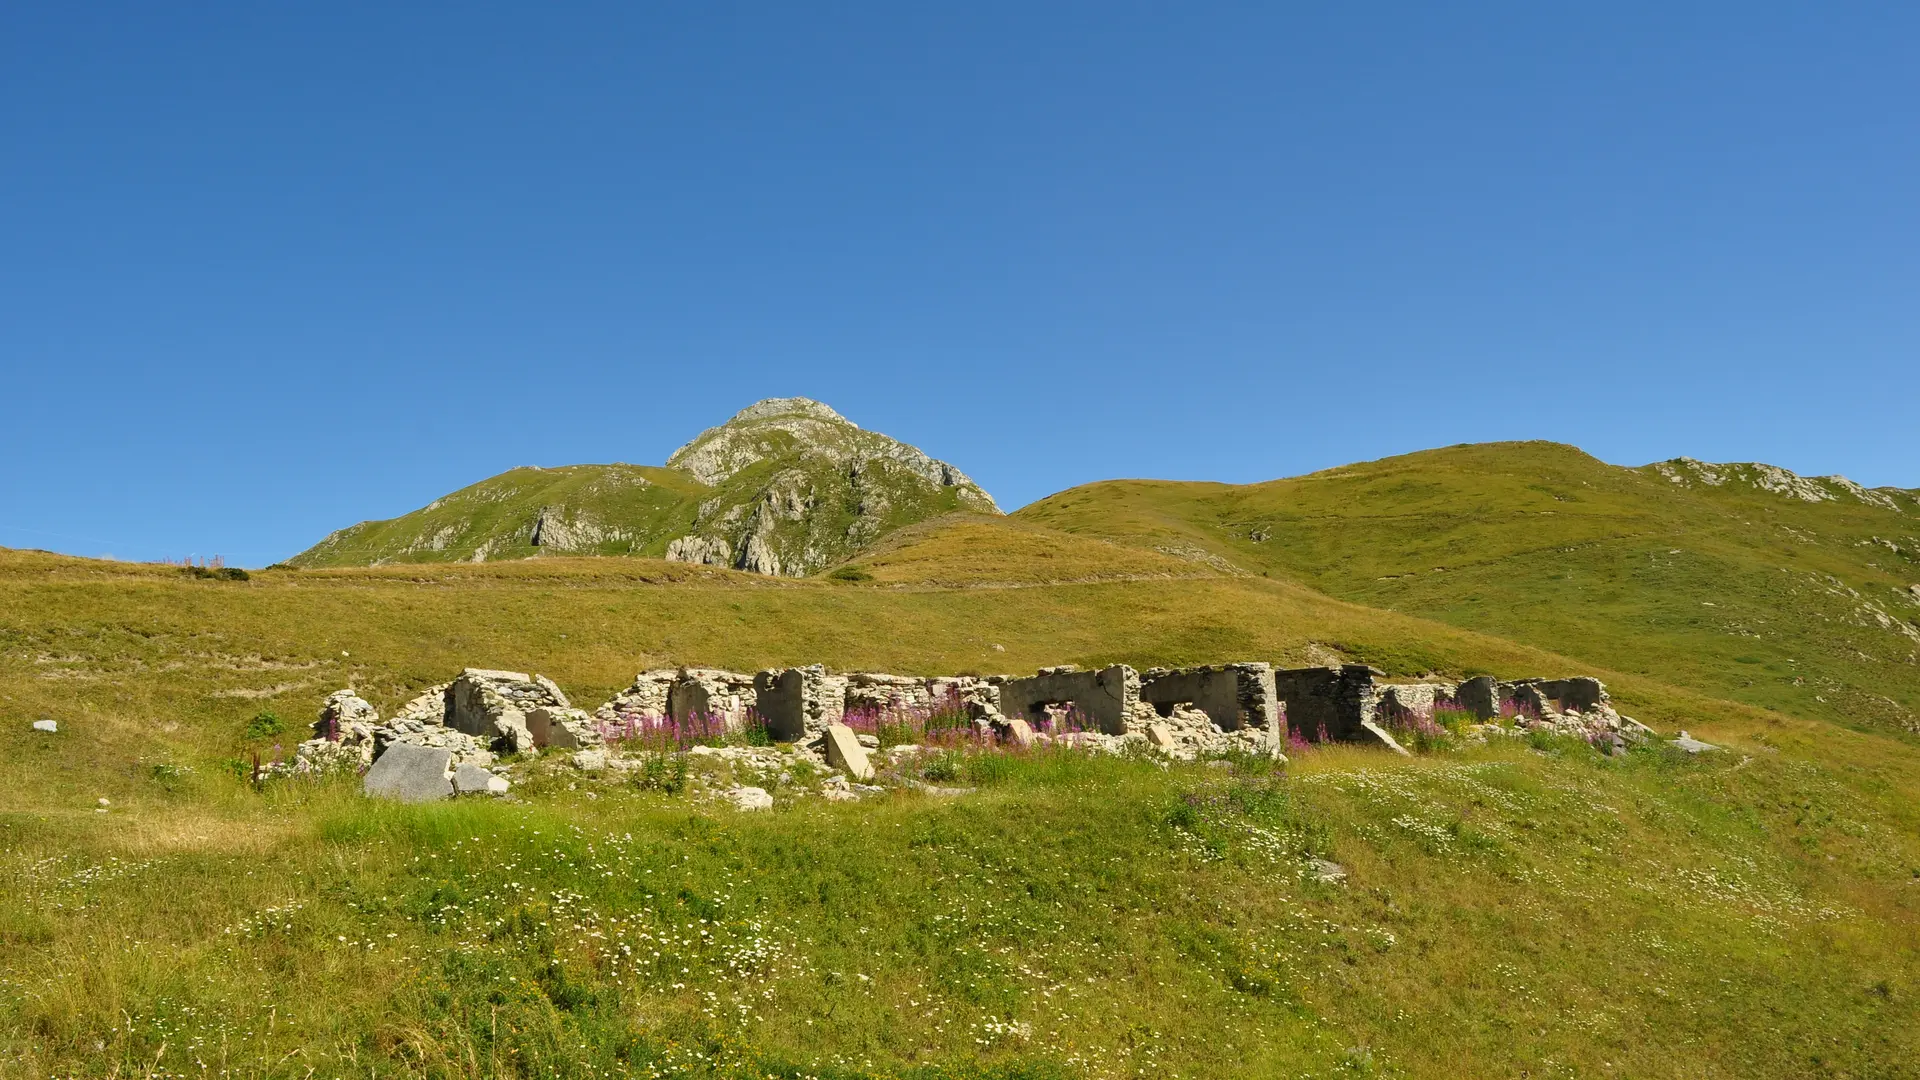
[289,398,997,575]
[1016,441,1920,734]
[7,440,1920,1077]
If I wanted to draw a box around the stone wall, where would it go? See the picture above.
[1272,664,1382,744]
[1373,682,1458,724]
[444,668,574,753]
[595,669,678,724]
[995,665,1140,736]
[1139,663,1279,741]
[668,668,757,732]
[753,664,848,742]
[1455,675,1500,720]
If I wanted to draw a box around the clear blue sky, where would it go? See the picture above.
[3,5,1915,565]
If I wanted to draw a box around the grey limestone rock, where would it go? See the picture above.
[363,743,454,802]
[452,762,507,795]
[722,786,774,811]
[1671,731,1721,754]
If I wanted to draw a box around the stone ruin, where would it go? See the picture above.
[301,658,1648,801]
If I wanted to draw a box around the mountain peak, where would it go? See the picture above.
[289,395,997,576]
[726,397,852,426]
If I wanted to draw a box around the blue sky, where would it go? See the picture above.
[3,5,1915,565]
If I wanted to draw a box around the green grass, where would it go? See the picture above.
[5,449,1920,1078]
[8,739,1919,1077]
[1015,441,1920,734]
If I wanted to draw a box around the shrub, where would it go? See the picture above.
[828,565,873,582]
[245,710,284,740]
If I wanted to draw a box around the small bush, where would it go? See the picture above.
[183,565,250,581]
[245,710,285,740]
[828,565,873,582]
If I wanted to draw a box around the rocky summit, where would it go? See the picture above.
[288,397,996,575]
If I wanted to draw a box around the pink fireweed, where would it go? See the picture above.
[596,709,744,752]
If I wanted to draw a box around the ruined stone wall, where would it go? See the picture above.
[753,664,847,742]
[995,665,1140,735]
[1373,682,1458,723]
[1139,663,1278,740]
[668,668,757,731]
[596,669,677,723]
[1455,676,1500,720]
[1272,665,1380,743]
[444,668,573,752]
[843,672,935,713]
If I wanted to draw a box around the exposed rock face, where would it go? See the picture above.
[289,397,1000,577]
[664,535,731,567]
[1650,457,1907,512]
[660,398,997,577]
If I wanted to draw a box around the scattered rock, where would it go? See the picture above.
[97,798,110,808]
[572,749,609,772]
[363,743,455,802]
[453,762,506,795]
[1310,858,1348,884]
[1671,731,1721,754]
[31,719,56,733]
[722,786,774,811]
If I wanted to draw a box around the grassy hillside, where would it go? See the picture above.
[290,399,997,576]
[5,505,1920,1076]
[1016,442,1920,735]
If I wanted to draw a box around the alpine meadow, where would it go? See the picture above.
[4,399,1919,1079]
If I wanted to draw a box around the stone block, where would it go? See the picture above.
[1145,722,1177,751]
[823,723,874,781]
[452,762,501,794]
[31,719,57,733]
[363,743,454,802]
[1001,717,1036,747]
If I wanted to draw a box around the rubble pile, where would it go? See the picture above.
[297,659,1653,803]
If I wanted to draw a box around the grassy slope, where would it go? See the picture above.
[291,464,709,566]
[3,513,1919,1077]
[1016,442,1920,733]
[290,406,998,576]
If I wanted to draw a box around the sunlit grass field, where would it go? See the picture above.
[4,525,1919,1077]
